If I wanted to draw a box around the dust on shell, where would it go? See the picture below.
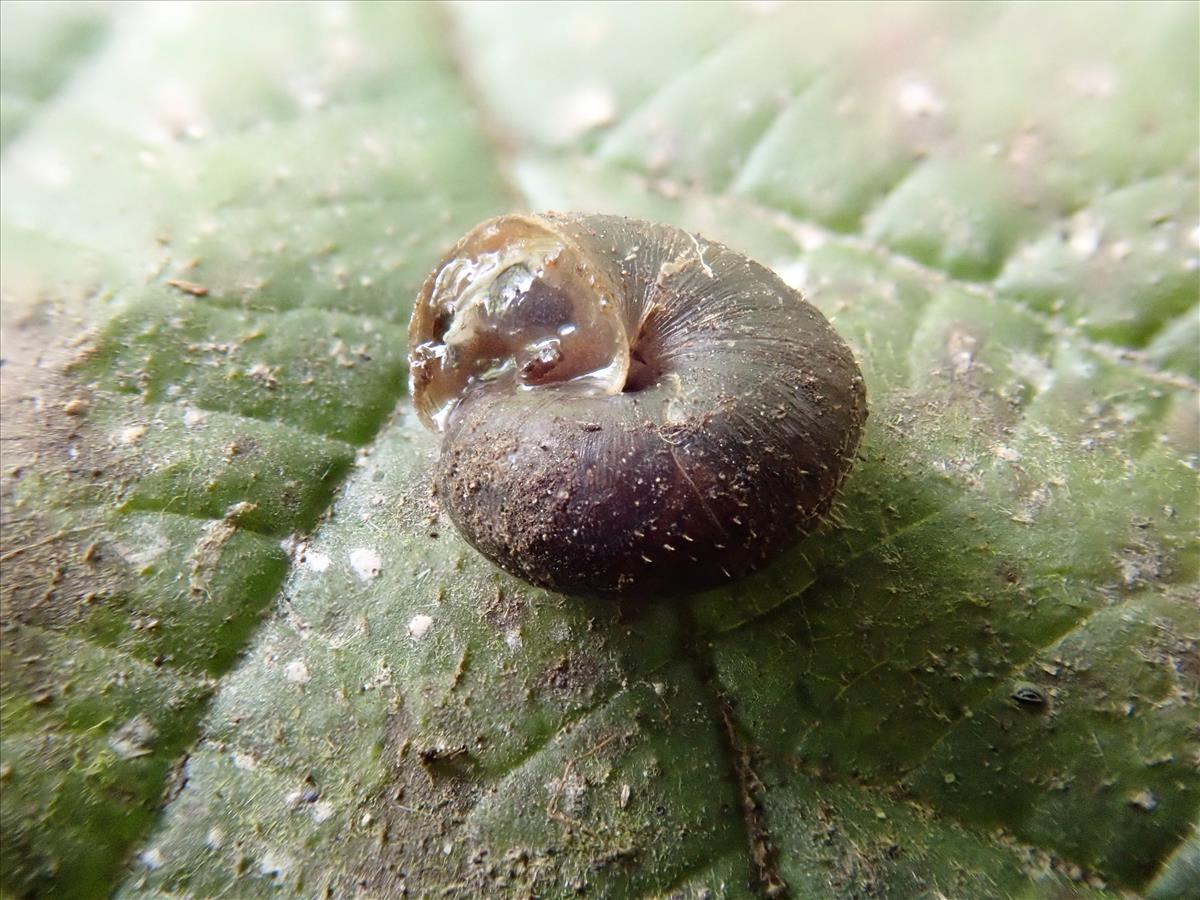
[408,213,867,598]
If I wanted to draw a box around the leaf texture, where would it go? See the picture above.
[0,2,1196,898]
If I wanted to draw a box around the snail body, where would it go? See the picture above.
[409,213,866,597]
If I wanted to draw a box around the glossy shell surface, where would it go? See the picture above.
[409,213,867,597]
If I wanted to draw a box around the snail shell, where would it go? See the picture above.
[409,213,867,597]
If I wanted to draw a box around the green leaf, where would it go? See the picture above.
[1,2,1196,898]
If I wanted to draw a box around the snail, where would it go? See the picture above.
[408,213,867,597]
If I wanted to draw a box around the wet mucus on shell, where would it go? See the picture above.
[408,213,867,597]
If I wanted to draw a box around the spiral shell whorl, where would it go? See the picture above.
[409,213,867,597]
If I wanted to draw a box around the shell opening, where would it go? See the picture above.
[620,307,666,393]
[409,218,630,431]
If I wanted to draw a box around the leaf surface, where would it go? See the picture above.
[1,2,1196,898]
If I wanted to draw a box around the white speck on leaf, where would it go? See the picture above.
[31,149,73,188]
[183,407,208,429]
[1108,239,1132,261]
[284,660,311,684]
[1007,130,1042,166]
[139,847,165,870]
[783,221,828,252]
[223,501,256,521]
[897,79,945,117]
[947,328,978,374]
[992,444,1022,463]
[1069,214,1103,257]
[118,425,147,446]
[555,83,617,141]
[349,548,382,580]
[109,714,157,759]
[247,363,279,389]
[295,84,328,110]
[1009,351,1056,395]
[312,801,335,823]
[1067,64,1119,98]
[1128,789,1158,811]
[233,751,257,771]
[302,546,330,572]
[408,614,434,640]
[258,852,293,879]
[775,261,809,290]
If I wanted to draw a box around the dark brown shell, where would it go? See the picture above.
[408,213,867,597]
